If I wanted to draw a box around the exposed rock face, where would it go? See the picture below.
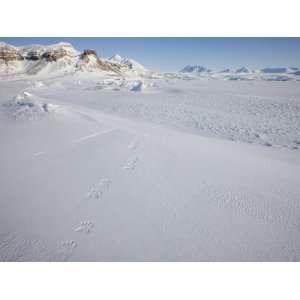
[18,42,78,62]
[0,43,74,62]
[81,49,98,57]
[0,43,21,62]
[109,54,147,73]
[25,51,41,61]
[42,49,68,62]
[79,49,123,73]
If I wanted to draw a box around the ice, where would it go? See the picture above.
[5,91,59,120]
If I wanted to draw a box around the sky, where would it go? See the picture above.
[1,37,300,72]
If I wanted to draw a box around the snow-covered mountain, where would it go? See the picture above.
[260,67,298,74]
[108,54,147,73]
[219,68,231,73]
[235,66,252,73]
[178,65,300,77]
[0,42,147,78]
[18,42,80,60]
[180,65,251,74]
[180,65,211,73]
[176,64,300,81]
[109,54,123,63]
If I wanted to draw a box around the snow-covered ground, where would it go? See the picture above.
[0,73,300,261]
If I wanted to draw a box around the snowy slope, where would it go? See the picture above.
[0,74,300,261]
[109,54,123,63]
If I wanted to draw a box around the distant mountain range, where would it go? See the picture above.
[180,65,212,73]
[180,64,300,74]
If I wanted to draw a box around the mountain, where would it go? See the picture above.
[108,54,147,73]
[121,58,146,72]
[219,68,231,73]
[260,67,297,74]
[76,49,123,73]
[109,54,123,63]
[0,42,147,77]
[180,65,211,73]
[0,42,20,61]
[18,42,80,61]
[235,66,251,73]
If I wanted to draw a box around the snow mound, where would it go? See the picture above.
[84,79,152,92]
[6,91,59,120]
[129,81,144,92]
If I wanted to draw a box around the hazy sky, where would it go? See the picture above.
[1,37,300,72]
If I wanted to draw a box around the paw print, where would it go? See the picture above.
[123,156,139,170]
[86,178,111,199]
[75,221,94,234]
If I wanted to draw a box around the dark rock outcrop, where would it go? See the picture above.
[0,43,22,61]
[79,49,123,73]
[25,51,41,61]
[42,49,68,62]
[81,49,98,57]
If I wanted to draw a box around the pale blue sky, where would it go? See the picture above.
[1,37,300,72]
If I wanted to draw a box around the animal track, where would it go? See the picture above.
[87,189,102,199]
[128,139,139,150]
[86,178,111,199]
[75,221,94,234]
[62,240,77,249]
[99,178,111,189]
[123,156,139,170]
[57,240,77,261]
